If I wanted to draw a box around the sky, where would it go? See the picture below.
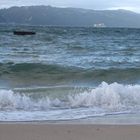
[0,0,140,13]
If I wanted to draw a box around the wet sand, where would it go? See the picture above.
[0,123,140,140]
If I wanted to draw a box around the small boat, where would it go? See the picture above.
[13,31,36,35]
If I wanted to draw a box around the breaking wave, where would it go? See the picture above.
[1,82,140,112]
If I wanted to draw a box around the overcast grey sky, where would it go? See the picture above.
[1,0,140,13]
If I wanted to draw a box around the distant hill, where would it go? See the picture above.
[0,6,140,27]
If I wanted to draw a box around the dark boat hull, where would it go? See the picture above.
[13,31,36,35]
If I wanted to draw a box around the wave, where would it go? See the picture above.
[0,62,79,74]
[0,63,140,84]
[0,89,57,111]
[1,82,140,112]
[68,82,140,111]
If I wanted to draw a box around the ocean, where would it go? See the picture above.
[0,25,140,123]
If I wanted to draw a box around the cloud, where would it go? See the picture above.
[108,6,140,13]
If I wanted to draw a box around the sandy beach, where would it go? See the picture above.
[0,123,140,140]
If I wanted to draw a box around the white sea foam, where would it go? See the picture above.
[1,82,140,112]
[0,89,51,111]
[69,82,140,111]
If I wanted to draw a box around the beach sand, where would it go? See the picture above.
[0,123,140,140]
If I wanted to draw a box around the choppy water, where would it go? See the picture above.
[0,25,140,122]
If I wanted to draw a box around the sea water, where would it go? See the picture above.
[0,25,140,123]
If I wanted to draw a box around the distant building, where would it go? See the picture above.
[94,23,106,28]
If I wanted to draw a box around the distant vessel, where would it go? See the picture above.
[94,23,106,28]
[13,31,36,35]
